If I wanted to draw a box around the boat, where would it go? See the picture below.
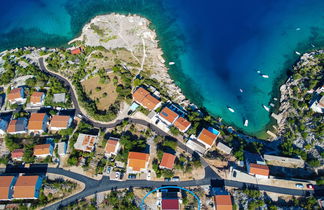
[273,98,278,101]
[239,89,244,93]
[296,27,301,31]
[227,107,235,113]
[244,119,248,127]
[311,44,315,48]
[257,70,261,74]
[263,105,270,112]
[169,62,175,65]
[270,103,275,107]
[261,74,269,78]
[295,51,301,56]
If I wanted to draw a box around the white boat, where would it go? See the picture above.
[270,103,275,107]
[239,89,244,93]
[295,51,301,56]
[311,44,315,48]
[296,27,301,31]
[261,74,269,78]
[273,98,278,101]
[227,107,235,113]
[263,105,270,112]
[257,70,261,74]
[169,62,175,65]
[244,119,248,127]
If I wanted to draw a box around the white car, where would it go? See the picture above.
[116,172,120,179]
[295,183,303,188]
[147,170,151,180]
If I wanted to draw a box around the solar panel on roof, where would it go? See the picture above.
[162,112,168,117]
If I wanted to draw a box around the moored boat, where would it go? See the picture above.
[295,51,301,55]
[263,105,270,112]
[244,119,248,127]
[169,62,175,65]
[227,106,235,113]
[261,74,269,78]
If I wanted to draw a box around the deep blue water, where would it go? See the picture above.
[0,0,324,136]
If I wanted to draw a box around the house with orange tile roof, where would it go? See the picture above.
[74,133,98,152]
[159,107,179,126]
[11,149,24,161]
[214,195,232,210]
[0,176,16,200]
[244,151,269,178]
[30,92,45,106]
[7,118,28,135]
[127,152,150,174]
[159,153,176,170]
[27,113,49,134]
[49,115,72,131]
[197,128,220,149]
[33,144,53,158]
[211,187,233,210]
[104,137,121,157]
[7,88,26,105]
[133,87,161,111]
[0,118,9,135]
[12,176,42,199]
[173,117,191,133]
[71,47,82,55]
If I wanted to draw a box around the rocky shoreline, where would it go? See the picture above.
[69,13,190,108]
[274,50,323,135]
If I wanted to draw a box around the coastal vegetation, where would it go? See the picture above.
[278,51,324,166]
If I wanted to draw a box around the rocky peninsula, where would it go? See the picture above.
[69,13,189,107]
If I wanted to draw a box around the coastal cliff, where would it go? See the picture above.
[275,50,324,167]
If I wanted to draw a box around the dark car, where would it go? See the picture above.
[128,174,136,179]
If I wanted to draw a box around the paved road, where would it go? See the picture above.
[41,165,320,210]
[38,58,322,209]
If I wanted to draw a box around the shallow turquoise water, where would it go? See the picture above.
[0,0,323,136]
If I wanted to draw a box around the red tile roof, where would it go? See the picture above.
[33,144,51,156]
[11,149,24,159]
[7,119,18,133]
[13,176,39,199]
[214,195,232,210]
[49,115,70,129]
[160,153,176,170]
[174,117,191,132]
[28,113,46,131]
[128,152,149,172]
[0,176,14,200]
[159,107,179,124]
[141,94,160,111]
[249,163,269,176]
[105,138,119,154]
[133,87,160,111]
[133,87,149,103]
[162,199,179,210]
[197,128,218,147]
[7,88,23,101]
[71,48,81,55]
[30,92,44,104]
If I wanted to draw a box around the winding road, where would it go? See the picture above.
[36,58,322,209]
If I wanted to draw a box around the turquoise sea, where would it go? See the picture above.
[0,0,324,137]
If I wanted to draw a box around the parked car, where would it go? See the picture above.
[106,167,111,174]
[147,170,151,180]
[172,176,180,181]
[116,172,120,179]
[306,184,314,189]
[164,178,171,182]
[128,174,136,179]
[295,183,304,188]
